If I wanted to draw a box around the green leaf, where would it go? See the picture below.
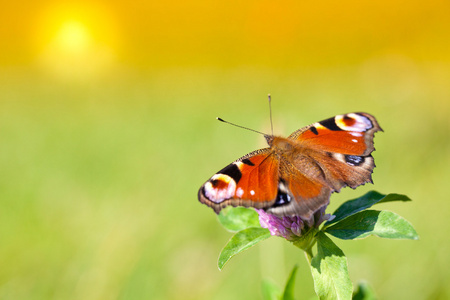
[282,265,299,300]
[261,279,282,300]
[261,265,299,300]
[310,232,352,300]
[324,191,411,227]
[352,281,376,300]
[218,227,271,270]
[218,206,261,232]
[324,210,419,240]
[377,193,411,204]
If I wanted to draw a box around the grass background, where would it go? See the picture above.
[1,1,450,299]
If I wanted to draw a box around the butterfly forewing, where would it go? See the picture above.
[198,149,279,214]
[288,112,381,156]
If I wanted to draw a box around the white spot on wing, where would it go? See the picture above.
[234,161,243,168]
[314,122,326,129]
[336,114,373,132]
[203,174,236,203]
[332,153,346,163]
[278,181,289,194]
[236,187,244,198]
[250,190,255,196]
[350,132,363,137]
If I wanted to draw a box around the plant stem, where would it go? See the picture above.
[291,227,317,261]
[304,246,313,263]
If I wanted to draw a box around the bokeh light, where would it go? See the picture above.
[33,3,118,82]
[54,20,92,54]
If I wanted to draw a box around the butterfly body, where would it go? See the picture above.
[198,112,382,219]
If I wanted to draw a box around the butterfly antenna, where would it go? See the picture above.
[268,94,273,136]
[216,117,267,136]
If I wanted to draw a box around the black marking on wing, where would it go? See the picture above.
[199,186,207,198]
[320,117,342,131]
[345,155,364,166]
[343,115,353,121]
[274,192,291,207]
[309,126,319,135]
[242,158,255,166]
[273,180,291,207]
[218,163,242,183]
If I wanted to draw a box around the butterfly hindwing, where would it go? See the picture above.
[266,157,332,218]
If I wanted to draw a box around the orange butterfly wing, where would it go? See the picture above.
[288,112,380,156]
[265,155,332,218]
[198,149,280,213]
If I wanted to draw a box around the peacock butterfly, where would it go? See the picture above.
[198,107,382,219]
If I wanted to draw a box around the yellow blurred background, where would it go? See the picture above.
[1,1,449,299]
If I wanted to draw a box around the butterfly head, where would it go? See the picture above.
[265,135,297,155]
[264,135,274,146]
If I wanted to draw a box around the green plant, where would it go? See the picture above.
[216,191,418,299]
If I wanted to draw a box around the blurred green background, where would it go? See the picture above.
[1,1,449,299]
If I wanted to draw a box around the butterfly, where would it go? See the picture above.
[198,112,382,219]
